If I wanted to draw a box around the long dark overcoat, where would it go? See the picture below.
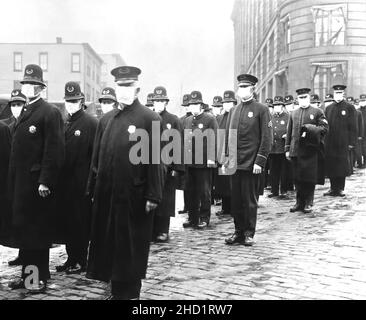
[86,100,165,282]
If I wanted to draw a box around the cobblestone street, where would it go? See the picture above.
[1,168,366,300]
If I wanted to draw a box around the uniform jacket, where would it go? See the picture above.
[7,98,65,249]
[270,111,289,154]
[226,99,272,172]
[86,99,165,282]
[360,107,366,138]
[324,100,358,177]
[54,109,97,243]
[184,111,218,169]
[357,109,364,139]
[177,112,192,191]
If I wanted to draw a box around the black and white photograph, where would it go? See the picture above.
[0,0,366,305]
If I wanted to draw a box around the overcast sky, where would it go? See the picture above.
[2,0,235,114]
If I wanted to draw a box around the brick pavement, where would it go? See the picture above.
[1,168,365,300]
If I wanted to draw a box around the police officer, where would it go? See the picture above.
[145,93,155,111]
[7,64,65,293]
[310,94,321,108]
[224,74,272,246]
[99,87,118,115]
[268,96,289,198]
[177,94,192,214]
[284,95,295,192]
[183,91,218,229]
[86,66,164,300]
[285,88,328,213]
[354,98,364,168]
[346,96,358,173]
[284,95,294,113]
[324,85,357,197]
[151,86,184,242]
[324,93,334,110]
[54,82,97,274]
[359,94,366,168]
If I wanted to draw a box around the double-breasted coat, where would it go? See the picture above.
[7,98,65,249]
[86,100,165,282]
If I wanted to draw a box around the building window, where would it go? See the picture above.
[311,61,347,100]
[86,84,91,101]
[92,63,95,81]
[283,17,291,54]
[13,80,21,90]
[313,5,346,47]
[39,52,48,71]
[13,52,22,72]
[71,53,81,72]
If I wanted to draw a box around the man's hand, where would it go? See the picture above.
[145,200,158,213]
[286,151,291,161]
[282,134,286,139]
[38,184,51,198]
[207,160,216,168]
[253,164,262,175]
[171,170,179,177]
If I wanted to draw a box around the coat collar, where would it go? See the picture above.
[15,98,43,128]
[68,108,84,122]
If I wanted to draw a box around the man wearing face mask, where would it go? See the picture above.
[346,97,358,173]
[150,86,184,242]
[98,87,118,116]
[284,95,294,113]
[323,94,334,110]
[353,98,364,169]
[324,85,357,197]
[177,94,192,215]
[212,96,223,118]
[183,91,218,230]
[145,93,155,111]
[283,95,295,192]
[54,82,97,275]
[268,96,289,199]
[215,91,236,216]
[7,64,65,294]
[224,74,272,246]
[86,66,164,300]
[285,88,328,213]
[310,94,321,109]
[359,94,366,168]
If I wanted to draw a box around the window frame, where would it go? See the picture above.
[71,53,81,73]
[39,52,48,72]
[13,52,23,72]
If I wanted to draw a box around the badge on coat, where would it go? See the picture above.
[167,123,172,129]
[29,125,37,134]
[281,120,285,125]
[128,125,136,134]
[310,114,314,120]
[198,123,203,129]
[248,112,254,118]
[342,110,346,116]
[74,130,81,136]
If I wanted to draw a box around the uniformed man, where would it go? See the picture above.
[215,91,236,216]
[284,95,294,113]
[151,86,184,242]
[346,96,357,173]
[99,87,118,115]
[86,66,164,300]
[7,64,65,293]
[285,88,328,213]
[145,93,155,111]
[359,94,366,168]
[324,85,357,197]
[212,96,223,117]
[224,74,272,246]
[183,91,218,229]
[283,95,295,192]
[54,82,97,274]
[265,98,274,116]
[264,97,274,191]
[354,99,364,168]
[310,94,321,108]
[323,93,334,111]
[268,96,289,198]
[177,94,192,214]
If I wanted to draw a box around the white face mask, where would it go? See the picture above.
[100,102,115,114]
[359,101,366,107]
[223,102,234,113]
[324,101,333,108]
[153,101,166,114]
[65,101,81,115]
[190,104,201,116]
[334,92,344,103]
[21,84,38,99]
[11,106,23,119]
[212,107,223,116]
[237,86,253,101]
[310,103,318,108]
[273,105,282,114]
[286,104,294,112]
[115,86,137,105]
[299,96,311,108]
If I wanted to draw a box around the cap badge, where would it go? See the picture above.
[119,67,129,74]
[29,125,37,134]
[67,86,75,93]
[156,89,163,95]
[225,93,229,98]
[248,111,253,118]
[192,93,198,99]
[310,114,314,120]
[103,90,110,95]
[128,125,136,134]
[26,69,34,75]
[13,91,19,96]
[74,130,81,136]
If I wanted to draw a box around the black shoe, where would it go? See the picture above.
[278,193,288,199]
[290,204,303,212]
[303,205,313,214]
[55,261,72,272]
[244,236,254,247]
[268,193,279,198]
[8,278,25,290]
[8,256,22,266]
[178,209,188,214]
[335,190,346,197]
[155,233,169,243]
[225,232,245,245]
[196,219,209,230]
[216,210,224,216]
[183,220,196,228]
[323,189,336,196]
[27,281,47,295]
[66,263,85,275]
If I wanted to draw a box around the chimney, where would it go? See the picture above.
[56,37,62,44]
